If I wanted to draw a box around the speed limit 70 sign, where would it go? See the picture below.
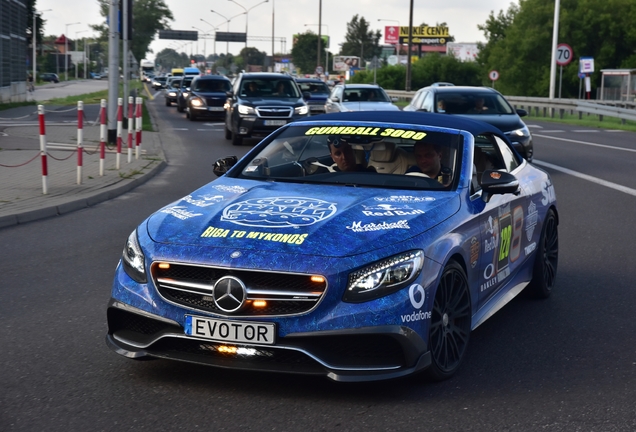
[556,43,573,66]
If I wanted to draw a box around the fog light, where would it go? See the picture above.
[218,345,237,354]
[253,300,267,308]
[239,127,248,134]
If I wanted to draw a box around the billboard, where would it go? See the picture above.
[446,43,479,62]
[384,26,400,44]
[333,56,360,72]
[398,26,451,45]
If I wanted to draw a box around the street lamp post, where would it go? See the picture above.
[201,19,223,59]
[65,22,81,81]
[192,26,208,64]
[228,0,269,49]
[32,9,52,85]
[210,10,245,56]
[75,30,89,79]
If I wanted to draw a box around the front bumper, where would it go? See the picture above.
[106,299,431,382]
[235,114,309,138]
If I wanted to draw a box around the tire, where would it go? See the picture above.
[224,124,232,140]
[165,98,171,107]
[177,104,184,113]
[527,209,558,299]
[425,261,472,381]
[231,131,243,146]
[189,110,197,121]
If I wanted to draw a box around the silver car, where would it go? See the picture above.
[325,83,400,113]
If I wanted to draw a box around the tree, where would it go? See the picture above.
[291,32,327,75]
[93,0,174,62]
[477,0,636,97]
[340,15,382,62]
[26,0,45,47]
[239,47,267,69]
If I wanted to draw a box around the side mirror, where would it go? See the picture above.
[303,91,311,101]
[516,108,528,117]
[213,156,238,177]
[226,90,234,98]
[481,170,520,203]
[331,96,340,102]
[416,108,429,113]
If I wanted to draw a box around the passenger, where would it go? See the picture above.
[437,99,446,113]
[406,141,452,185]
[273,81,290,97]
[245,81,260,97]
[327,136,375,172]
[467,97,488,114]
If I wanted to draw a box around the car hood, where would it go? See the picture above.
[453,113,524,133]
[146,179,460,258]
[242,98,304,107]
[342,102,400,112]
[192,91,227,98]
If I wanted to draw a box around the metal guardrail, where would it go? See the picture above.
[385,90,636,123]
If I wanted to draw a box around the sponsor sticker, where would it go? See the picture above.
[374,195,435,203]
[221,197,337,228]
[526,201,538,241]
[541,180,556,206]
[346,220,410,232]
[470,236,480,268]
[183,194,224,207]
[161,206,203,220]
[305,126,427,141]
[201,226,309,245]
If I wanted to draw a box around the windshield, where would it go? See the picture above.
[343,88,390,103]
[435,92,514,114]
[236,123,462,190]
[240,78,301,98]
[297,81,330,95]
[193,79,231,92]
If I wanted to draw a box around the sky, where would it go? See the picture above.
[37,0,516,61]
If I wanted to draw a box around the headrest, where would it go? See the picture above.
[369,142,396,162]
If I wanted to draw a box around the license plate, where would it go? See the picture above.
[264,120,287,126]
[207,106,224,111]
[185,315,276,345]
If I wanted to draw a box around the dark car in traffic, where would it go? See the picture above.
[152,76,168,90]
[164,77,182,106]
[404,86,534,161]
[295,78,331,115]
[185,75,232,121]
[176,76,195,113]
[224,72,310,145]
[40,73,59,83]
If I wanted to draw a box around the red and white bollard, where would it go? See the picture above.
[38,105,48,194]
[127,96,134,163]
[99,99,106,176]
[116,98,123,169]
[135,97,142,159]
[77,101,84,184]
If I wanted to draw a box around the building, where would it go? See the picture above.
[0,0,27,102]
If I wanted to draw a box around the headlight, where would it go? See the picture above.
[344,250,424,303]
[191,97,204,107]
[295,105,309,115]
[182,92,190,98]
[168,91,177,97]
[238,104,255,115]
[122,229,147,283]
[509,125,530,137]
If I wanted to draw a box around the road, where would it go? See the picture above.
[1,94,636,431]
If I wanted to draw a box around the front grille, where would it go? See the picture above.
[255,106,293,118]
[151,262,327,317]
[205,97,224,107]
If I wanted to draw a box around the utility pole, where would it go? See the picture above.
[405,0,413,91]
[108,0,120,144]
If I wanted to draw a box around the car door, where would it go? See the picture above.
[325,86,343,113]
[475,135,529,308]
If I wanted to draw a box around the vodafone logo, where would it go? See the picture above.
[408,284,425,309]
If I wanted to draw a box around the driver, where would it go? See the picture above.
[406,142,452,185]
[327,136,375,172]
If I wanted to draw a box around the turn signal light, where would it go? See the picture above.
[218,345,237,354]
[311,275,325,283]
[253,300,267,308]
[157,262,170,269]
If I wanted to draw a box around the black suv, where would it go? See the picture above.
[40,73,59,83]
[224,72,310,145]
[403,85,533,161]
[185,75,232,121]
[176,76,195,113]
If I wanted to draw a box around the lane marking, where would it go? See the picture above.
[534,160,636,197]
[533,134,636,153]
[573,129,599,133]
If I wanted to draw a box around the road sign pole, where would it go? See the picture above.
[558,65,563,99]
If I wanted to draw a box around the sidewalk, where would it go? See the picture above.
[0,93,166,228]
